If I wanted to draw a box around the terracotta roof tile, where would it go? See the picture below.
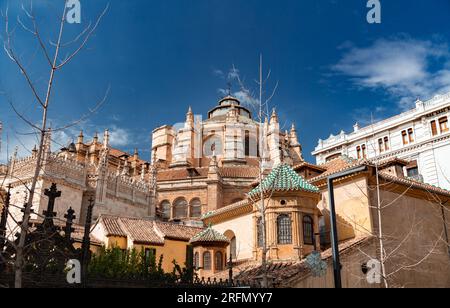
[154,221,203,241]
[101,216,127,237]
[219,166,260,178]
[99,215,205,245]
[212,236,374,286]
[117,217,164,245]
[157,168,209,181]
[378,171,450,197]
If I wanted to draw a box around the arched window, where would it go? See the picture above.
[194,252,199,269]
[190,198,202,218]
[203,252,211,270]
[277,214,292,244]
[173,198,188,219]
[303,215,314,245]
[215,251,223,271]
[257,217,264,247]
[159,200,171,220]
[244,130,250,156]
[229,236,237,260]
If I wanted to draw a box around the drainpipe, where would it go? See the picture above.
[327,165,368,289]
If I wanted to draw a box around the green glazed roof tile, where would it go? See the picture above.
[248,164,320,198]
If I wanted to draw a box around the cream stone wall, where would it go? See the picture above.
[212,213,254,261]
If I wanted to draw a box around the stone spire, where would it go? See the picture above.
[288,123,303,163]
[289,123,300,146]
[103,129,109,148]
[141,163,147,180]
[133,148,139,160]
[77,130,84,144]
[270,108,279,125]
[93,132,99,144]
[186,106,194,127]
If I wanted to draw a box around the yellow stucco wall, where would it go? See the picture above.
[318,176,373,241]
[133,239,190,273]
[100,236,190,273]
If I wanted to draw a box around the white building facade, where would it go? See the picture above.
[312,93,450,190]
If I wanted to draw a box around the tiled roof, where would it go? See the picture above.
[220,166,260,178]
[119,217,164,245]
[157,165,260,181]
[189,226,230,244]
[154,221,203,241]
[108,148,148,165]
[310,156,450,197]
[310,156,367,182]
[101,216,127,237]
[201,199,252,220]
[378,171,450,197]
[157,168,209,181]
[249,164,320,198]
[293,162,326,172]
[99,215,204,245]
[212,236,374,286]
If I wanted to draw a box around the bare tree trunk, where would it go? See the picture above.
[258,54,269,288]
[374,162,389,288]
[14,4,68,288]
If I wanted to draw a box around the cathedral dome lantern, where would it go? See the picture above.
[208,95,252,120]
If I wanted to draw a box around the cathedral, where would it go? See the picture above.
[152,95,303,224]
[2,94,450,287]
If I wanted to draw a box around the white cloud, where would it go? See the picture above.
[332,38,450,109]
[108,125,134,147]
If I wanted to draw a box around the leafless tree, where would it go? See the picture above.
[231,55,279,288]
[331,129,450,288]
[0,0,108,288]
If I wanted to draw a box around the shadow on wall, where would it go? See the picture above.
[320,208,356,247]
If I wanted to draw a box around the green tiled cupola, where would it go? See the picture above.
[249,164,320,198]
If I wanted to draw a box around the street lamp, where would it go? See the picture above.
[327,165,368,288]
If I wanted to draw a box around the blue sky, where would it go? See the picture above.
[1,0,450,163]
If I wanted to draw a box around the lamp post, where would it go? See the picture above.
[327,165,367,288]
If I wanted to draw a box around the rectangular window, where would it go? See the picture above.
[408,128,414,143]
[244,131,250,156]
[361,144,367,158]
[439,116,449,133]
[384,137,389,151]
[402,130,408,145]
[145,248,156,264]
[431,120,438,136]
[378,138,384,153]
[407,167,419,178]
[356,146,361,159]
